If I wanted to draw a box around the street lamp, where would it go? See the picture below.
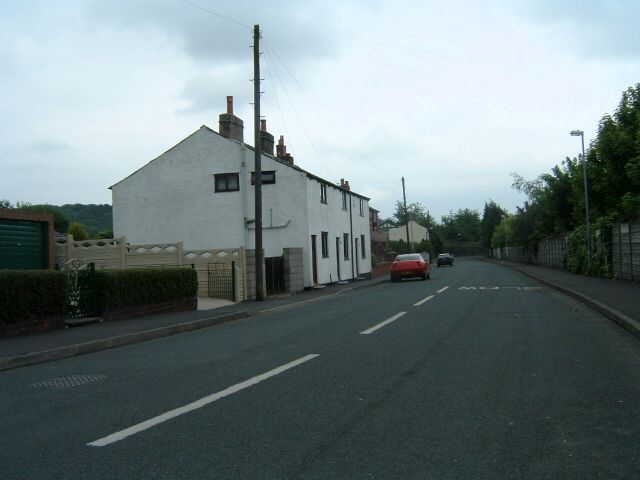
[570,129,592,268]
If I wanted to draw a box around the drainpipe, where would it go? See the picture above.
[349,193,355,279]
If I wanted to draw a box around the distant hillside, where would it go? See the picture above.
[58,204,112,236]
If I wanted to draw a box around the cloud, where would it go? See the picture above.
[520,0,640,58]
[84,0,342,65]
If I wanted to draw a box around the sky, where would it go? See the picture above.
[1,0,639,221]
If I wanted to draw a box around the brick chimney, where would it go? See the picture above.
[260,119,275,156]
[276,135,294,164]
[218,96,244,142]
[340,178,351,191]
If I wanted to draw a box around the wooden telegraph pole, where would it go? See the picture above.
[253,24,264,301]
[402,177,411,252]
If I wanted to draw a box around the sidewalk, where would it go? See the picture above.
[489,259,640,339]
[0,275,388,371]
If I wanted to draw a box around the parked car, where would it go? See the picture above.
[390,253,430,282]
[436,253,454,267]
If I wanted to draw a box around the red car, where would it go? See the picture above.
[390,253,430,282]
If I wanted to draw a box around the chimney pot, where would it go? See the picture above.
[219,95,243,142]
[261,119,267,131]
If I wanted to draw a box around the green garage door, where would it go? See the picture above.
[0,219,47,269]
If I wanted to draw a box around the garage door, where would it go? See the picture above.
[0,219,46,269]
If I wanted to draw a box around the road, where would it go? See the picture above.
[2,258,640,479]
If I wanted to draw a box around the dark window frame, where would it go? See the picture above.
[342,191,347,210]
[361,234,366,258]
[320,183,328,204]
[359,198,364,216]
[343,233,349,260]
[321,231,329,258]
[214,173,240,192]
[251,170,276,185]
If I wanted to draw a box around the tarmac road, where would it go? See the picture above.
[2,258,640,479]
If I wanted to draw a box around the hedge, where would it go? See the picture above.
[95,268,198,311]
[1,267,198,330]
[0,270,66,326]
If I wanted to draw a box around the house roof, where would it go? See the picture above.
[110,125,370,201]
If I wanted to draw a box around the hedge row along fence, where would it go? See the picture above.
[0,268,198,334]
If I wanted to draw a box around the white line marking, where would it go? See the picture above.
[437,286,449,294]
[87,354,319,447]
[414,295,435,306]
[360,312,406,335]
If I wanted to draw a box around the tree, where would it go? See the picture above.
[440,208,482,242]
[0,199,12,209]
[16,204,69,233]
[68,222,90,241]
[481,200,507,248]
[491,215,514,248]
[95,227,114,239]
[392,201,434,228]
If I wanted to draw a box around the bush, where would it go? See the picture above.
[95,268,198,311]
[0,270,66,325]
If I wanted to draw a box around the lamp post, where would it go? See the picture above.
[570,129,592,268]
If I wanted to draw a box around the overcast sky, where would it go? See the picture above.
[1,0,639,221]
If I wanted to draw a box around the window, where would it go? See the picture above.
[214,173,239,192]
[251,171,276,185]
[359,198,364,216]
[321,232,329,258]
[343,233,349,259]
[320,183,327,204]
[342,192,347,210]
[361,235,366,258]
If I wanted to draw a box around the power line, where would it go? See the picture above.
[177,0,251,29]
[262,35,368,163]
[262,46,296,156]
[262,41,332,179]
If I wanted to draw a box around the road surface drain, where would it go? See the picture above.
[32,374,107,389]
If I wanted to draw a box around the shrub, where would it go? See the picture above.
[95,268,198,311]
[0,270,66,325]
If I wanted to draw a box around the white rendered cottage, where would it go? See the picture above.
[110,97,371,288]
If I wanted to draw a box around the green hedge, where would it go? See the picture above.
[0,270,66,325]
[95,268,198,311]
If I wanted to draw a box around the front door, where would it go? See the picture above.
[355,239,359,277]
[311,235,318,285]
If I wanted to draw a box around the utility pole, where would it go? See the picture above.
[253,24,264,301]
[402,177,411,252]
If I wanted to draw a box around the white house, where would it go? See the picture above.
[388,220,430,243]
[110,97,371,288]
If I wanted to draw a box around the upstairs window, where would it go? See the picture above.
[342,191,347,210]
[214,173,239,192]
[251,171,276,185]
[320,184,327,204]
[359,198,364,216]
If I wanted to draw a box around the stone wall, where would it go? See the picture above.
[283,248,304,293]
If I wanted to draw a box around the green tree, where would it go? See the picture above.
[440,208,482,242]
[68,222,90,241]
[16,204,69,232]
[0,199,12,209]
[481,200,508,248]
[95,227,114,239]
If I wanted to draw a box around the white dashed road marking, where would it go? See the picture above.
[414,295,435,306]
[87,354,320,447]
[360,312,407,335]
[437,286,449,294]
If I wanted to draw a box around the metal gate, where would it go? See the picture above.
[208,261,235,301]
[265,256,285,295]
[63,260,98,319]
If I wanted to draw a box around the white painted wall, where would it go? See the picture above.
[388,221,429,243]
[112,125,371,289]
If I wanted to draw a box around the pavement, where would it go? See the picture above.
[0,275,388,371]
[2,260,639,372]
